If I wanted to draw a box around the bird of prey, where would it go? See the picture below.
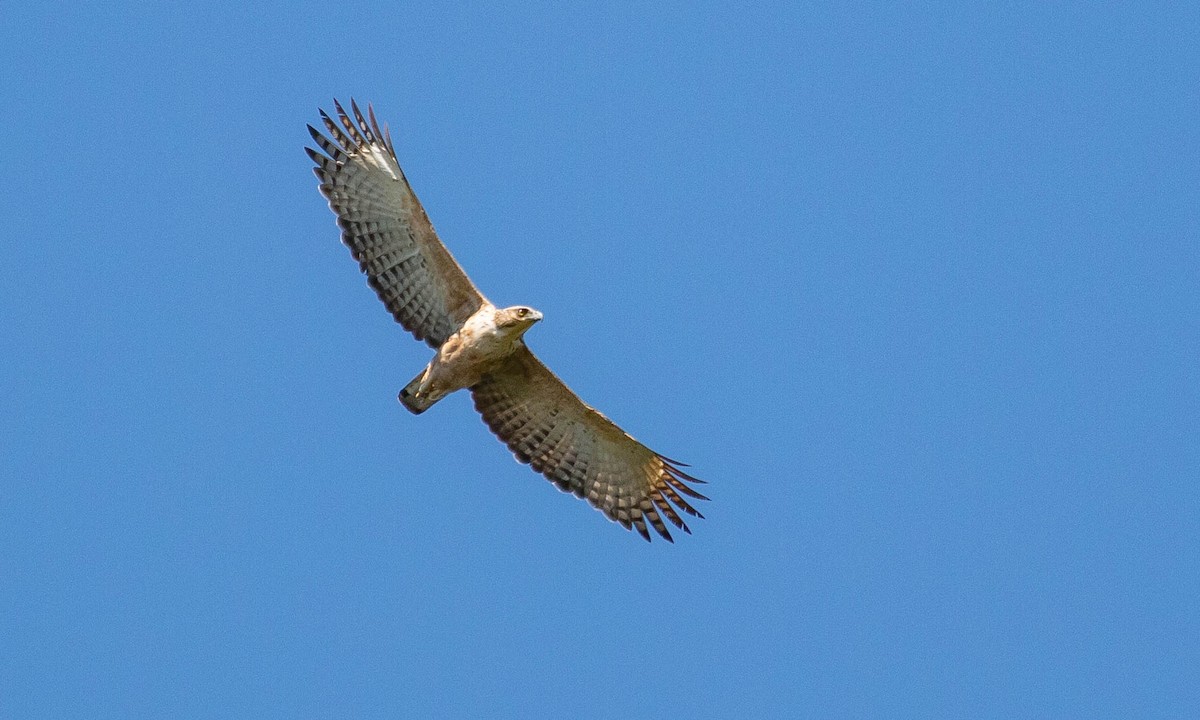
[306,100,707,541]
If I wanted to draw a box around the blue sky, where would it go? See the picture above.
[2,1,1197,717]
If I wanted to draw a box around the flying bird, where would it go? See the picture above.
[306,100,706,541]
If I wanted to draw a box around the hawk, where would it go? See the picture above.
[306,100,707,541]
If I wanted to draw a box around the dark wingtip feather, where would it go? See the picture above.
[632,515,652,541]
[366,104,392,154]
[676,485,710,503]
[660,460,709,497]
[657,454,706,484]
[657,453,691,467]
[350,99,374,143]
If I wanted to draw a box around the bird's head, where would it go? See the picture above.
[498,305,543,334]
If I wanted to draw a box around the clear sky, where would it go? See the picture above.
[2,2,1197,718]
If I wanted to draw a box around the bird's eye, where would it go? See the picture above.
[517,308,528,317]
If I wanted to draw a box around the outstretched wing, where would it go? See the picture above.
[307,100,487,348]
[471,347,708,542]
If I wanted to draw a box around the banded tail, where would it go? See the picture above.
[398,368,447,415]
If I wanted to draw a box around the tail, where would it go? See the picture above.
[398,368,444,415]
